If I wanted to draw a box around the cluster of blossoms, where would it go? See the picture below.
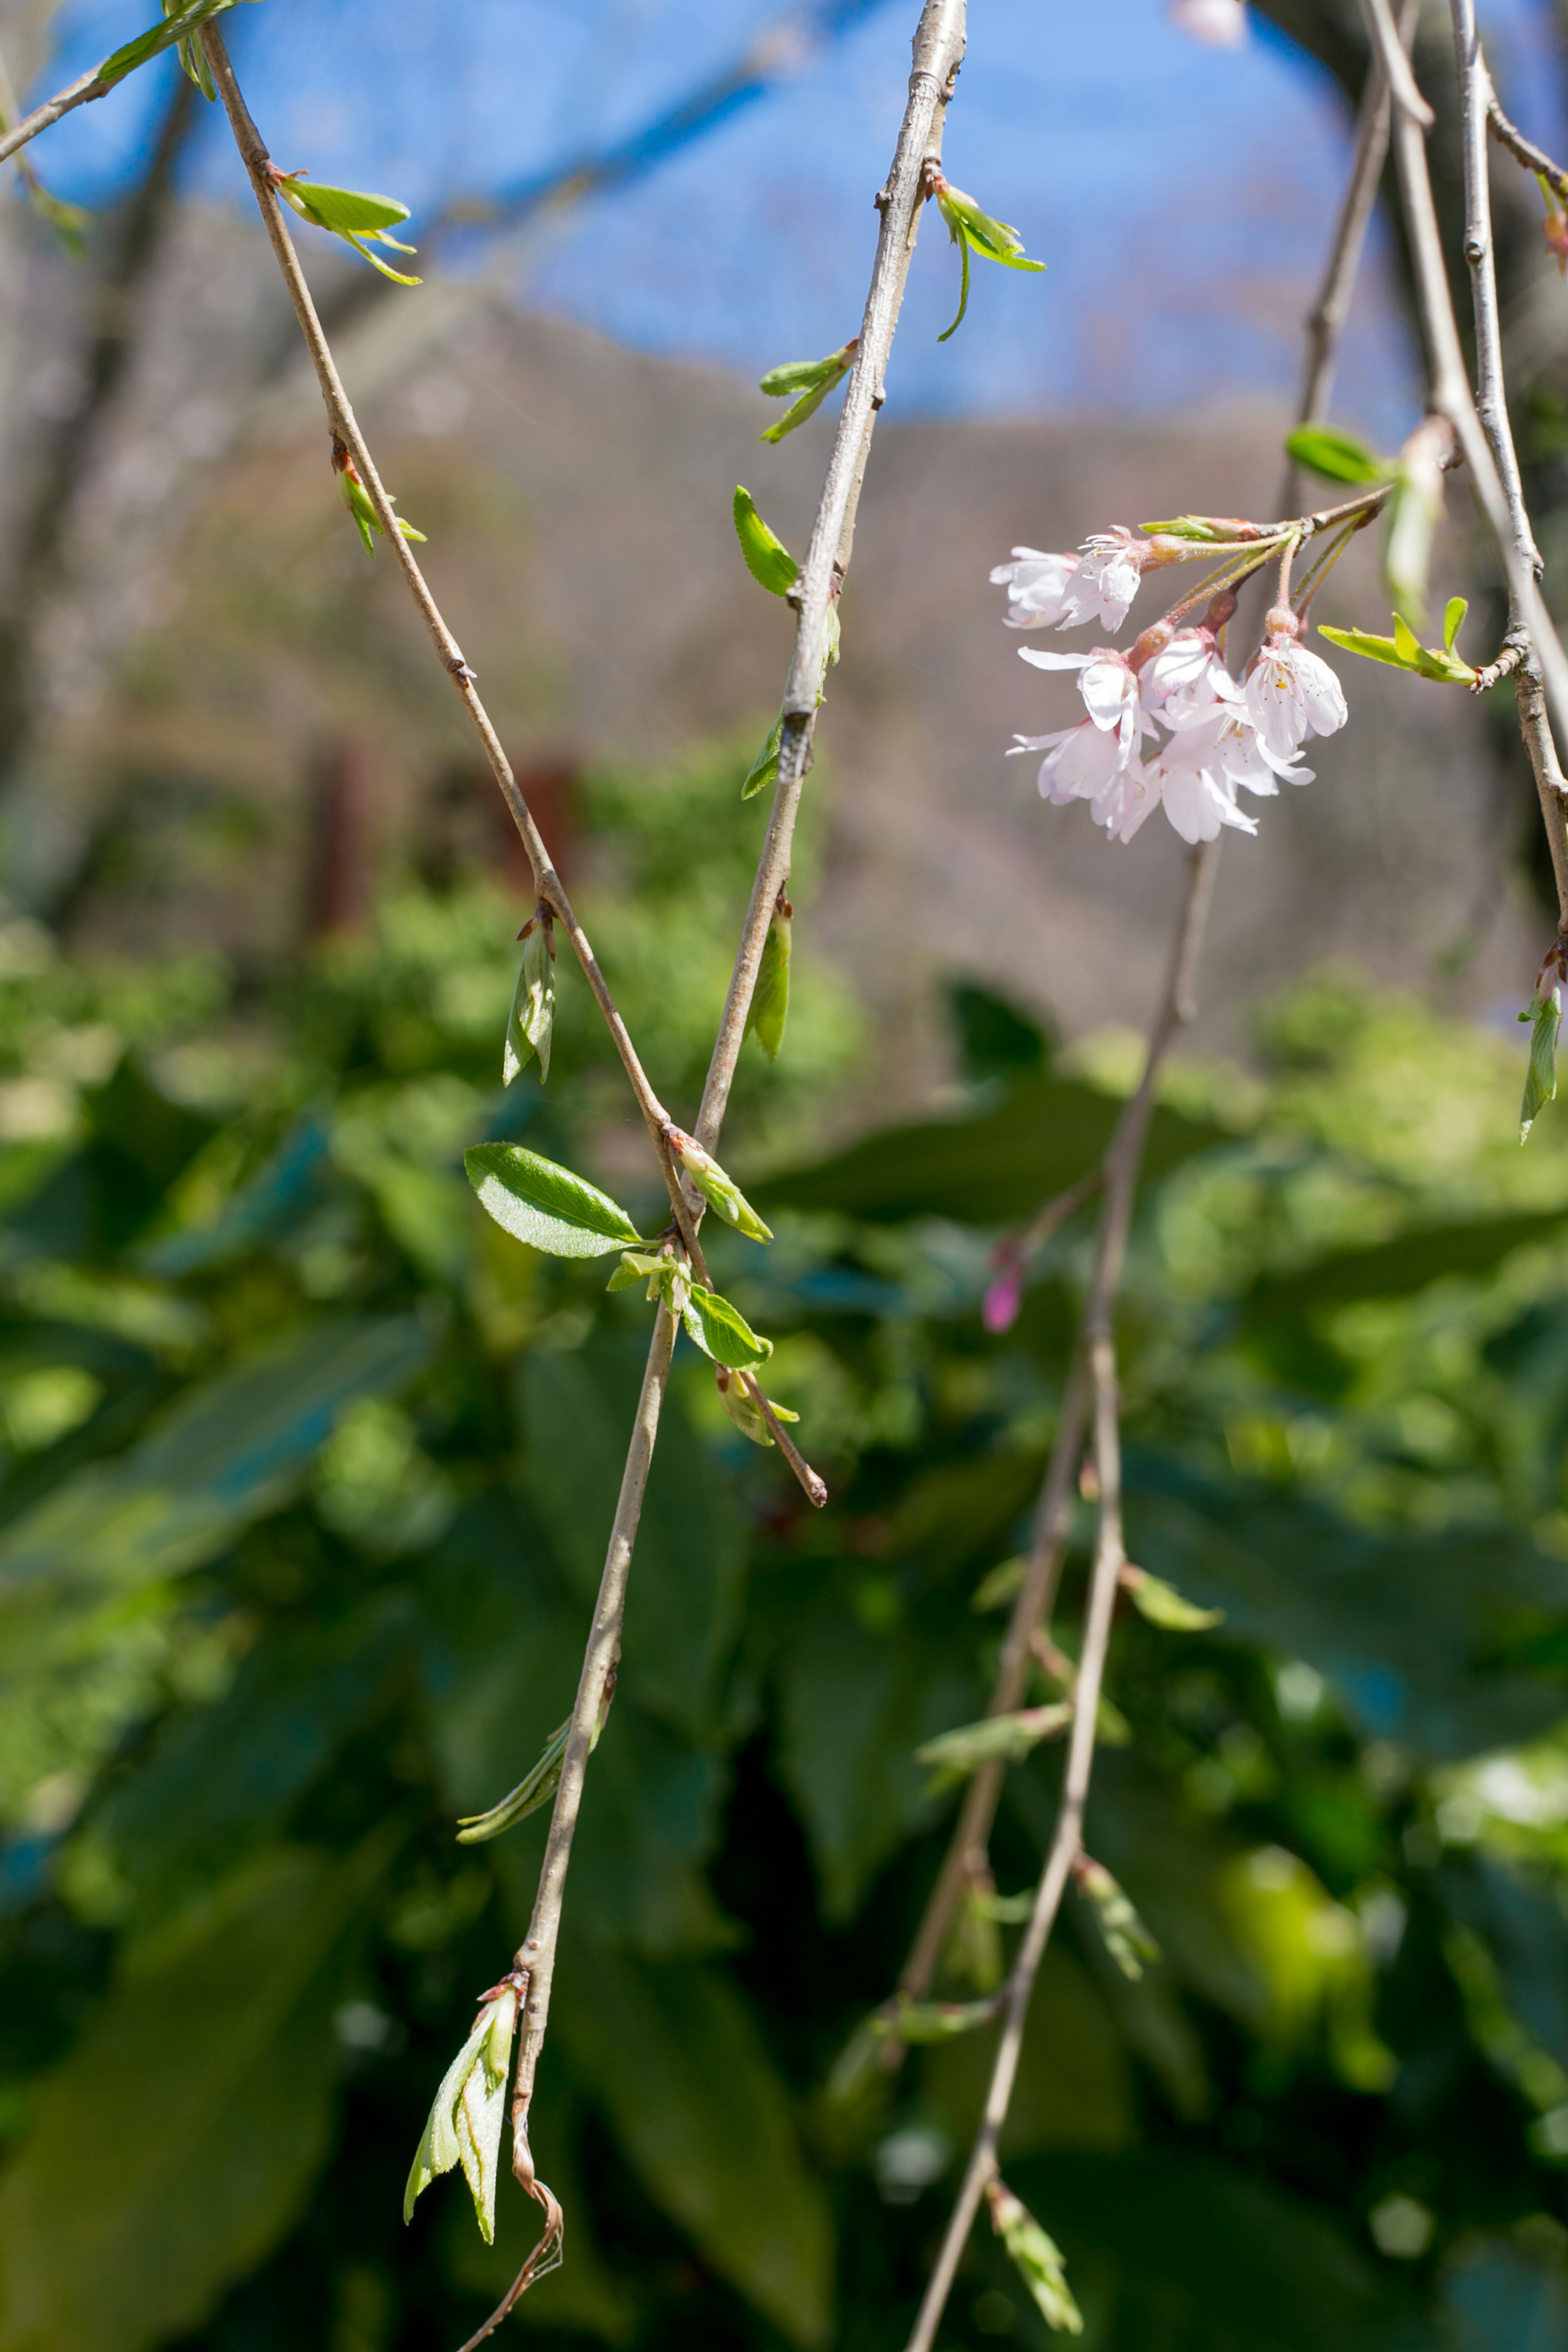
[992,532,1348,845]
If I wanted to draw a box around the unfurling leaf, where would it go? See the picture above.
[714,1363,797,1447]
[971,1555,1026,1612]
[1444,594,1468,653]
[1383,463,1442,630]
[455,1673,616,1844]
[1074,1853,1160,1980]
[1283,422,1390,486]
[607,1245,684,1302]
[403,1984,519,2242]
[945,1878,1004,1992]
[1120,1561,1224,1631]
[1139,513,1264,543]
[1316,615,1474,687]
[745,891,792,1061]
[97,0,252,92]
[665,1127,773,1242]
[759,340,857,442]
[932,174,1045,342]
[870,1993,1001,2045]
[743,709,784,802]
[332,436,425,556]
[681,1286,773,1371]
[272,170,422,284]
[986,2178,1083,2336]
[1520,984,1562,1142]
[733,488,798,597]
[465,1143,646,1258]
[915,1702,1072,1781]
[504,911,555,1084]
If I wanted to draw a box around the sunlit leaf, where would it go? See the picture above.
[732,488,797,597]
[464,1143,644,1258]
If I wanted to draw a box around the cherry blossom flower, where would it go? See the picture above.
[989,527,1152,636]
[1010,727,1156,842]
[1245,619,1348,761]
[1169,0,1248,47]
[989,548,1080,630]
[1139,626,1229,718]
[1018,644,1140,744]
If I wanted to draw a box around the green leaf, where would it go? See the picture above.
[456,1673,614,1844]
[1384,461,1440,628]
[665,1127,773,1243]
[1137,515,1247,543]
[757,1067,1228,1225]
[96,0,247,92]
[552,1941,835,2345]
[1283,422,1389,486]
[0,1840,388,2352]
[972,1555,1027,1612]
[682,1285,773,1370]
[916,1702,1072,1779]
[758,343,855,444]
[987,2180,1083,2336]
[732,488,797,597]
[1121,1563,1224,1631]
[503,919,554,1085]
[0,1316,428,1639]
[742,708,784,800]
[1392,612,1422,663]
[937,205,972,341]
[275,176,422,285]
[404,1985,519,2242]
[607,1245,678,1296]
[744,898,791,1061]
[713,1363,797,1447]
[1241,1205,1568,1323]
[1445,594,1468,652]
[937,183,1046,272]
[871,1993,1001,2044]
[1314,623,1415,672]
[1521,987,1561,1142]
[464,1143,644,1258]
[1316,619,1474,687]
[1075,1856,1161,1981]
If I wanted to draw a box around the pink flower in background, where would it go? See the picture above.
[1246,624,1348,760]
[982,1266,1025,1334]
[989,547,1080,629]
[1169,0,1248,47]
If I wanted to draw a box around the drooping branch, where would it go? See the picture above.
[1447,0,1568,929]
[406,2,966,2331]
[1486,92,1568,206]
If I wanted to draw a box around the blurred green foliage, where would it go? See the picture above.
[0,747,1562,2350]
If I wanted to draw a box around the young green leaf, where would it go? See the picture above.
[455,1673,615,1844]
[870,1993,1001,2045]
[332,437,425,556]
[733,488,798,596]
[1074,1854,1160,1980]
[682,1285,773,1370]
[465,1143,645,1258]
[504,913,555,1085]
[742,709,784,802]
[985,2179,1083,2336]
[272,171,422,284]
[1444,595,1468,653]
[713,1363,798,1447]
[403,1984,519,2243]
[1521,984,1562,1142]
[1316,616,1475,687]
[1120,1562,1223,1631]
[1283,422,1390,486]
[97,0,249,92]
[607,1246,682,1300]
[971,1555,1026,1612]
[1137,514,1256,543]
[945,1878,1005,1993]
[758,339,857,443]
[1383,463,1441,629]
[745,891,791,1061]
[664,1127,773,1242]
[915,1702,1073,1780]
[931,178,1045,343]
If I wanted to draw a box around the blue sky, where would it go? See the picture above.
[17,0,1567,437]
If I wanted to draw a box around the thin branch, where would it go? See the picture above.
[196,24,831,1503]
[1287,0,1412,496]
[1360,0,1434,127]
[1447,0,1568,926]
[889,841,1218,2024]
[1486,91,1568,205]
[1361,0,1568,776]
[444,2,964,2328]
[902,1322,1130,2352]
[0,57,106,169]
